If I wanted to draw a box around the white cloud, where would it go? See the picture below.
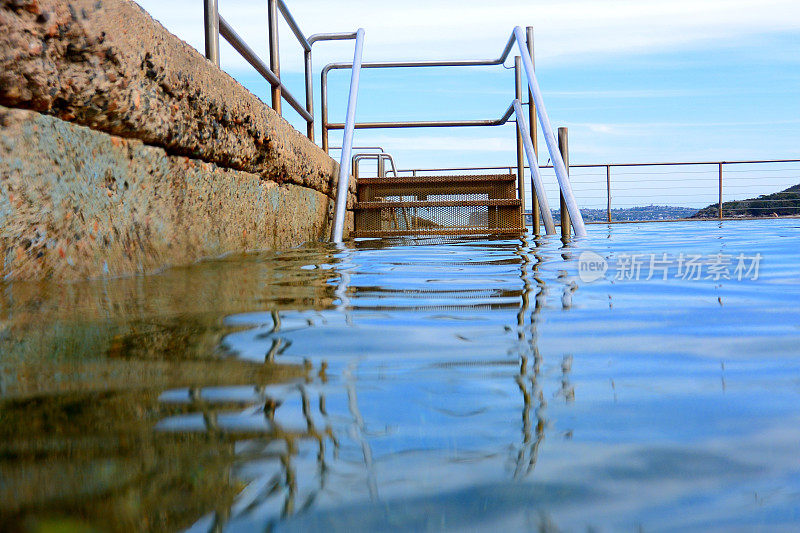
[136,0,800,72]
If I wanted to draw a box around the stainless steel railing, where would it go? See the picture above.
[202,4,586,238]
[331,28,365,243]
[202,0,361,141]
[320,26,587,237]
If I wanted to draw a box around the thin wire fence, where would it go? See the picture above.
[392,159,800,223]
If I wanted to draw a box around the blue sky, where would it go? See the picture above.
[136,0,800,208]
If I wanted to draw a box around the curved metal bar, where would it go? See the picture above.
[309,32,360,45]
[513,26,585,236]
[218,16,313,123]
[322,31,517,72]
[331,146,387,152]
[332,28,365,243]
[319,27,587,237]
[513,99,555,235]
[277,0,311,51]
[327,103,515,130]
[353,153,398,177]
[304,33,360,144]
[383,154,398,177]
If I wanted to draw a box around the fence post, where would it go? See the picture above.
[527,26,540,236]
[203,0,220,66]
[718,162,723,220]
[558,127,570,240]
[304,50,314,141]
[514,57,526,213]
[606,165,611,223]
[267,0,282,114]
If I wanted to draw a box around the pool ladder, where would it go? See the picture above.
[201,2,585,240]
[328,26,587,241]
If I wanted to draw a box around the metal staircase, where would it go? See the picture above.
[353,174,524,238]
[327,26,587,242]
[201,1,587,242]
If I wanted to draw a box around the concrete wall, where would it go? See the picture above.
[0,0,353,280]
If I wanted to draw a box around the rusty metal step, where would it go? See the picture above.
[353,198,523,238]
[357,174,518,202]
[354,228,524,238]
[355,199,521,209]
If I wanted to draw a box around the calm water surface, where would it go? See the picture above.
[2,220,800,532]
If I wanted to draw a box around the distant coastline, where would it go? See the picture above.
[692,183,800,218]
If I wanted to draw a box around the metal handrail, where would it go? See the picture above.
[332,29,366,243]
[217,16,311,122]
[512,27,585,237]
[203,4,588,238]
[513,99,556,234]
[203,0,360,141]
[330,146,388,153]
[352,153,399,178]
[321,26,587,237]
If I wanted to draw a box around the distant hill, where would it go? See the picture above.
[692,183,800,218]
[532,205,699,224]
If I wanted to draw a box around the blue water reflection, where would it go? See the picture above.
[164,220,800,531]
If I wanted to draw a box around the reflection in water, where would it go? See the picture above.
[3,221,800,531]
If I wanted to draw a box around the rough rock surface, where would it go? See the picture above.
[0,0,353,199]
[0,105,350,280]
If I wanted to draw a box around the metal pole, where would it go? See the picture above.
[606,165,611,223]
[514,57,526,212]
[267,0,282,114]
[718,162,723,220]
[304,50,314,141]
[514,26,586,237]
[332,28,365,243]
[513,99,556,235]
[527,26,539,235]
[203,0,220,66]
[558,127,570,240]
[219,16,312,121]
[321,68,329,152]
[378,154,385,179]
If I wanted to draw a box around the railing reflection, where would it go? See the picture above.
[156,233,581,530]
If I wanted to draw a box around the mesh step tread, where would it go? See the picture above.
[354,228,524,238]
[355,199,521,209]
[357,174,515,186]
